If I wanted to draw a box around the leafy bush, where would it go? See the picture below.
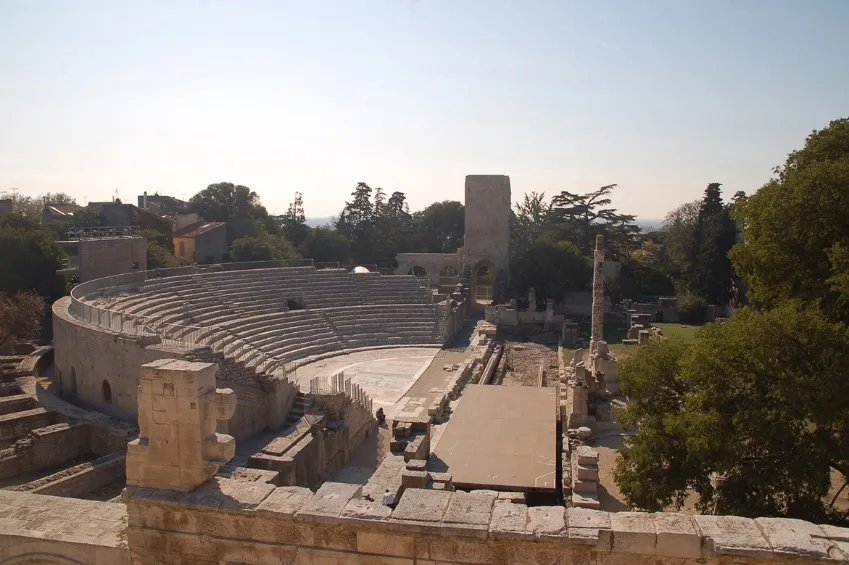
[676,292,707,323]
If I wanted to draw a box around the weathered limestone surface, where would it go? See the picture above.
[0,477,847,564]
[115,481,849,565]
[126,358,237,491]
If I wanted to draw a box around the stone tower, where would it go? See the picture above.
[464,175,511,299]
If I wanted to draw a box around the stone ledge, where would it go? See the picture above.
[121,480,849,561]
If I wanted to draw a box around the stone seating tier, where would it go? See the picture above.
[78,267,444,369]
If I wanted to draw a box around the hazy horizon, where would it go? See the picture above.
[3,1,848,219]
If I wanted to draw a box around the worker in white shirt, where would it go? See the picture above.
[382,489,395,507]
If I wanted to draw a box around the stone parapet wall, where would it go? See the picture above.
[120,480,848,564]
[0,477,847,563]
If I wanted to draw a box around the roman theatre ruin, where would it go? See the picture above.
[0,175,844,564]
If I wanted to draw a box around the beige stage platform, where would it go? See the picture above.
[432,384,558,492]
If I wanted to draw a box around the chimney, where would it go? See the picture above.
[143,191,148,209]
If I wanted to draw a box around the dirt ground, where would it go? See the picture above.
[498,342,559,387]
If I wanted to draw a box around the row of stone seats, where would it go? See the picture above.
[352,273,432,305]
[78,267,442,369]
[204,309,344,367]
[323,305,442,347]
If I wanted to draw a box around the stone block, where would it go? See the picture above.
[341,499,392,523]
[572,477,598,494]
[527,506,566,540]
[567,507,611,546]
[219,481,275,511]
[489,500,529,540]
[653,512,701,558]
[357,531,415,558]
[571,492,600,510]
[694,514,772,558]
[255,486,313,517]
[400,469,429,490]
[575,463,599,481]
[389,488,451,533]
[755,517,834,559]
[819,524,849,541]
[610,512,656,555]
[442,491,495,535]
[296,482,361,524]
[574,445,598,465]
[497,491,526,503]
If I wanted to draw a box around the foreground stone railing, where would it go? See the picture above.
[121,479,849,564]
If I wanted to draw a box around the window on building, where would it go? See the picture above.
[179,241,186,256]
[131,262,140,269]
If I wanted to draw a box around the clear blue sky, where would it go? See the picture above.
[1,1,847,219]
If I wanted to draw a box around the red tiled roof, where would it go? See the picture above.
[174,221,226,238]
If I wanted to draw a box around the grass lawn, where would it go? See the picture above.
[561,320,704,363]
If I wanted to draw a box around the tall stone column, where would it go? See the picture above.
[589,234,605,355]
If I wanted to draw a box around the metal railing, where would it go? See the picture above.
[66,225,141,240]
[70,298,296,384]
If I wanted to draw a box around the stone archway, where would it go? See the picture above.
[407,266,428,278]
[472,260,495,305]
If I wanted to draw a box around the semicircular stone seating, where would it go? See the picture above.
[84,267,444,373]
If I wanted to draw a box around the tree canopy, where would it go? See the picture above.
[228,235,299,263]
[731,118,849,324]
[298,227,352,264]
[412,201,465,254]
[0,215,66,300]
[615,303,849,524]
[0,291,44,353]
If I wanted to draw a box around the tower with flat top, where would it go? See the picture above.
[463,175,511,300]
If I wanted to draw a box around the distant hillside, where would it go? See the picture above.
[636,219,664,232]
[305,216,334,228]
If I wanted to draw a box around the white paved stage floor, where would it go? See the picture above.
[294,347,440,412]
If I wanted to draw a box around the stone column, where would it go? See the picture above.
[589,234,605,355]
[126,358,237,492]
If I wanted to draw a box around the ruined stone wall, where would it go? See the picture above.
[78,236,147,282]
[228,384,269,441]
[53,297,179,421]
[0,422,89,480]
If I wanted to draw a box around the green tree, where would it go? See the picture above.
[512,191,550,258]
[548,184,640,258]
[510,240,592,301]
[143,229,177,269]
[298,227,352,264]
[281,192,310,247]
[228,235,300,263]
[371,190,414,266]
[0,291,45,353]
[0,215,66,300]
[686,183,737,305]
[335,182,376,263]
[189,182,270,242]
[615,302,849,524]
[662,200,700,292]
[731,118,849,324]
[412,201,465,254]
[0,192,42,219]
